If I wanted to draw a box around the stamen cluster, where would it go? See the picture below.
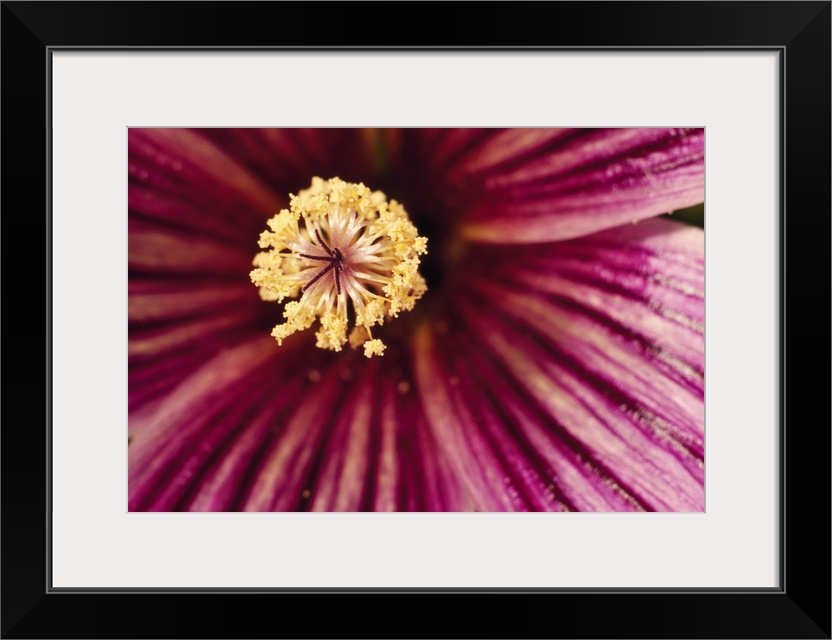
[251,177,428,357]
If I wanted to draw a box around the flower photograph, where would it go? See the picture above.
[128,128,705,512]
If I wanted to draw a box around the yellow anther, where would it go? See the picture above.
[363,339,386,358]
[251,177,428,357]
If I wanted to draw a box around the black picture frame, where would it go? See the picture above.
[2,2,829,638]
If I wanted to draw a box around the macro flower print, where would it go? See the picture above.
[128,128,705,512]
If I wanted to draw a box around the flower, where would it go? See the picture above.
[128,128,705,512]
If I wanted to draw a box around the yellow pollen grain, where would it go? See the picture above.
[250,177,428,357]
[363,339,386,358]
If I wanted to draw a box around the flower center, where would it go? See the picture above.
[251,177,428,358]
[299,230,347,296]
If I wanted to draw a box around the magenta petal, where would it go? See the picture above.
[132,340,469,512]
[457,128,704,243]
[129,281,257,324]
[129,336,282,511]
[129,221,253,276]
[237,362,358,511]
[469,302,703,511]
[301,360,382,512]
[418,218,704,511]
[193,128,376,193]
[129,128,283,219]
[414,324,576,511]
[128,287,263,412]
[234,355,468,512]
[128,309,259,362]
[129,181,258,245]
[438,128,577,185]
[373,376,469,512]
[129,348,219,413]
[183,373,309,511]
[476,217,705,386]
[417,322,651,511]
[483,219,702,509]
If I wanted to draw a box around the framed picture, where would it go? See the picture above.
[3,2,828,637]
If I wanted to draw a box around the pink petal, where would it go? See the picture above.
[238,354,468,512]
[127,274,265,412]
[473,217,704,388]
[128,309,260,361]
[129,128,284,222]
[193,128,377,194]
[130,340,469,511]
[129,281,258,324]
[129,348,219,413]
[129,180,258,245]
[129,221,253,276]
[129,335,283,511]
[452,128,704,243]
[416,218,704,511]
[414,323,573,511]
